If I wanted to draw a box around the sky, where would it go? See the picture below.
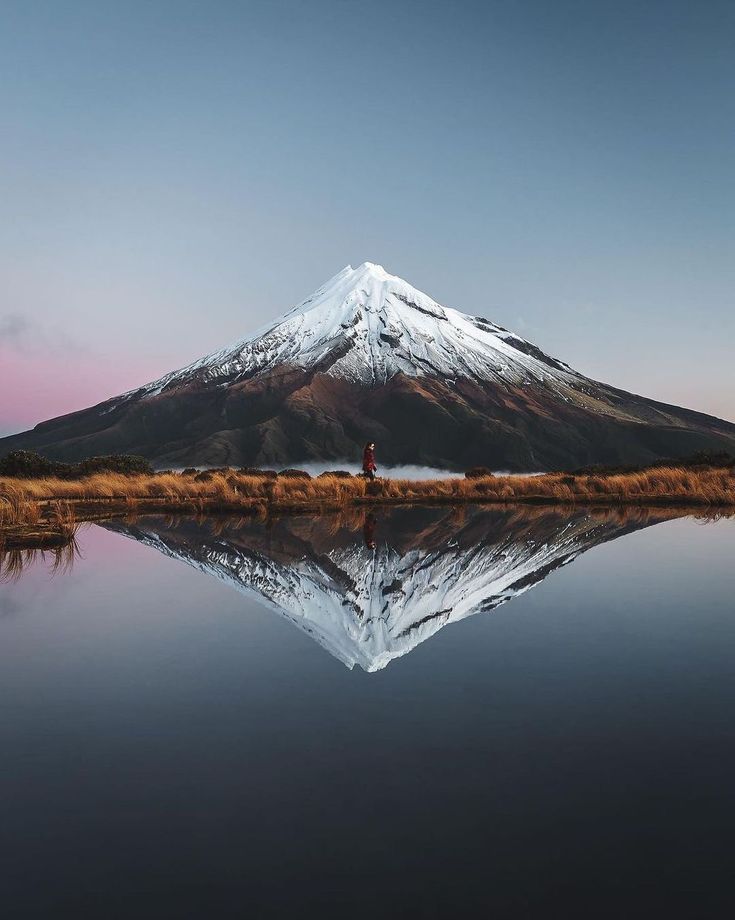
[0,0,733,435]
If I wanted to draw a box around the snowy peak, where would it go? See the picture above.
[134,262,581,395]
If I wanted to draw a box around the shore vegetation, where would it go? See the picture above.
[1,452,733,547]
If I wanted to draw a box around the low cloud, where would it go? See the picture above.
[0,313,87,356]
[0,313,32,345]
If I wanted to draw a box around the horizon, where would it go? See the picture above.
[1,0,734,436]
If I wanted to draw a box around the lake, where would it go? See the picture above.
[1,505,733,917]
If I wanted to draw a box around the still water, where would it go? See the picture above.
[1,506,734,917]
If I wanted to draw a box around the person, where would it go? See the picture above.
[362,441,377,480]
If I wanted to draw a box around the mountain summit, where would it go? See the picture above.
[3,263,735,469]
[137,261,579,391]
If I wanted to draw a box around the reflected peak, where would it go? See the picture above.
[101,505,682,672]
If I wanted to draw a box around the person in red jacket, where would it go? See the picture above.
[362,441,377,480]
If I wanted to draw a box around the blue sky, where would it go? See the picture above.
[1,0,733,432]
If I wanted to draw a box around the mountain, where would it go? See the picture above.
[3,262,734,469]
[102,505,673,671]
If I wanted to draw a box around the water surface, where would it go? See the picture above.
[1,506,733,917]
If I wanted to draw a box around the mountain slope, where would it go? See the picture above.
[102,506,670,671]
[3,262,734,469]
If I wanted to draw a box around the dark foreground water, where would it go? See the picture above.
[1,506,733,918]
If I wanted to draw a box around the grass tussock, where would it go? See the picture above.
[0,491,79,550]
[1,464,734,533]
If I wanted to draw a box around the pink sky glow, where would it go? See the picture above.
[0,346,164,437]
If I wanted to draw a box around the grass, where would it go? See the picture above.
[1,464,734,539]
[0,491,79,551]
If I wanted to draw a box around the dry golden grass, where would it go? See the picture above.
[1,464,733,534]
[1,494,41,526]
[0,490,79,550]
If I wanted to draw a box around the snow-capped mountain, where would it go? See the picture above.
[135,262,580,391]
[3,262,735,469]
[102,505,668,672]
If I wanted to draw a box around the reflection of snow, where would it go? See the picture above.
[104,507,652,673]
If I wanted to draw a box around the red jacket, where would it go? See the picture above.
[362,446,376,472]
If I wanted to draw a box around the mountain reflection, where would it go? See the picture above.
[100,505,690,671]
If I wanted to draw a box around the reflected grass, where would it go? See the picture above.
[0,534,82,583]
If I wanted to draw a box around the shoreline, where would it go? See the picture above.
[2,464,734,549]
